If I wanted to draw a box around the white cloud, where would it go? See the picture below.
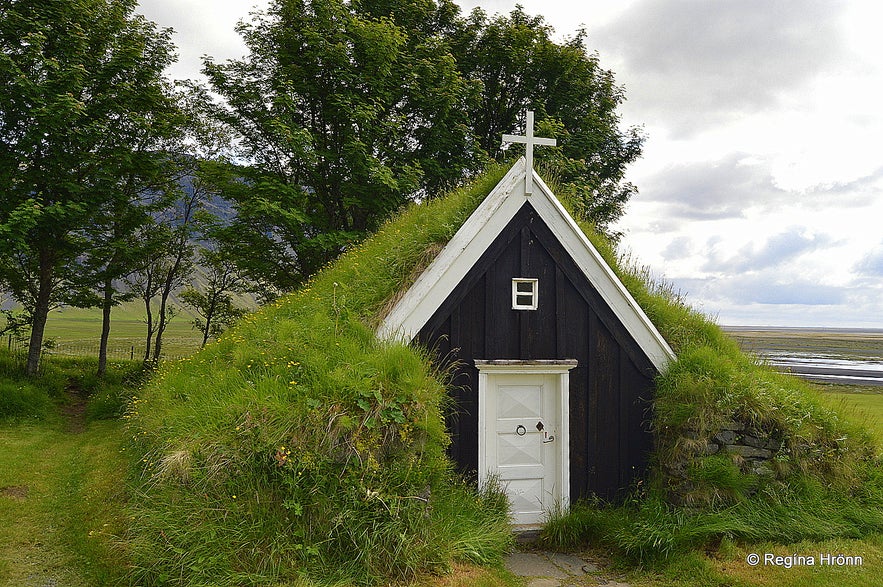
[594,0,850,136]
[855,244,883,278]
[136,0,267,82]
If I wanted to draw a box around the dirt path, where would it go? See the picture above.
[59,384,87,434]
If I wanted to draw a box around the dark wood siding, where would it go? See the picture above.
[416,201,658,501]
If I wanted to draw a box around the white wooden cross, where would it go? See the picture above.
[502,110,557,196]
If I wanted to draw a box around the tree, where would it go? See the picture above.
[202,1,643,293]
[447,6,645,236]
[180,248,248,347]
[125,178,198,365]
[0,0,182,374]
[80,171,168,377]
[201,0,481,293]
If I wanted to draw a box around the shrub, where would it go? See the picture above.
[0,377,52,421]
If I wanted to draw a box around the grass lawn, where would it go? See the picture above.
[818,384,883,446]
[43,302,204,359]
[0,416,129,586]
[615,536,883,586]
[3,301,207,361]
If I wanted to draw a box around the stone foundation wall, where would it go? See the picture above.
[666,420,784,503]
[700,420,781,479]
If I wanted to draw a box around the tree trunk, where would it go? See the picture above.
[97,276,113,377]
[152,293,167,363]
[143,298,153,364]
[25,251,54,376]
[201,293,219,347]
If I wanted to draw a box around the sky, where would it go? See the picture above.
[135,0,883,329]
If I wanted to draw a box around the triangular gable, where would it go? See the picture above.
[377,158,675,372]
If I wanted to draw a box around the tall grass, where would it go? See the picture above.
[0,350,144,422]
[126,167,514,586]
[545,469,883,563]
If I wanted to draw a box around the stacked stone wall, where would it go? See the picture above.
[666,420,783,503]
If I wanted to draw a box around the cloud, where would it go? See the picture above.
[672,273,845,307]
[663,272,880,327]
[640,153,788,220]
[661,236,693,260]
[594,0,849,136]
[704,227,834,273]
[800,167,883,209]
[854,243,883,277]
[136,0,264,81]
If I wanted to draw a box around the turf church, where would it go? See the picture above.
[378,112,675,525]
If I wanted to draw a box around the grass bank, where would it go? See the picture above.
[126,168,516,586]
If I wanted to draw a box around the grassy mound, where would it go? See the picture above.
[127,162,883,582]
[543,262,883,561]
[126,168,513,586]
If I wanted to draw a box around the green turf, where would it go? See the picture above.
[0,417,130,586]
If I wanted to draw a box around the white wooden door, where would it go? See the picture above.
[483,372,560,525]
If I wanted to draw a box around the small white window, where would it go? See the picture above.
[511,278,538,310]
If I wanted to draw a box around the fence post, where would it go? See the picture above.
[130,345,134,361]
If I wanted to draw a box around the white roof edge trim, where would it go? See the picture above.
[377,159,527,341]
[377,158,676,372]
[529,172,676,370]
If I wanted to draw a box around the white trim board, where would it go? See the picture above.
[377,157,675,372]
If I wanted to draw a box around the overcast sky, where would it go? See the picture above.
[136,0,883,329]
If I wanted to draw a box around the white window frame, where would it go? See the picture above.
[511,278,539,310]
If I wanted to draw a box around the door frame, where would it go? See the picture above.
[475,359,577,525]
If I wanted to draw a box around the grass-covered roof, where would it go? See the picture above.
[127,163,881,585]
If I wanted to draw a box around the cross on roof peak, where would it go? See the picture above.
[501,110,557,196]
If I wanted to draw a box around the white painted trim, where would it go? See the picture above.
[377,158,675,372]
[476,361,575,523]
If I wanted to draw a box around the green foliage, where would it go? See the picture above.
[0,350,142,421]
[202,0,642,292]
[203,0,478,291]
[178,247,249,346]
[0,0,185,374]
[450,6,645,236]
[126,169,512,585]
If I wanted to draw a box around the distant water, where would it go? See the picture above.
[724,326,883,387]
[762,352,883,387]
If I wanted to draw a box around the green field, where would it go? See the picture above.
[818,384,883,447]
[8,301,207,361]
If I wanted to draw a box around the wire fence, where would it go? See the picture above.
[4,334,199,365]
